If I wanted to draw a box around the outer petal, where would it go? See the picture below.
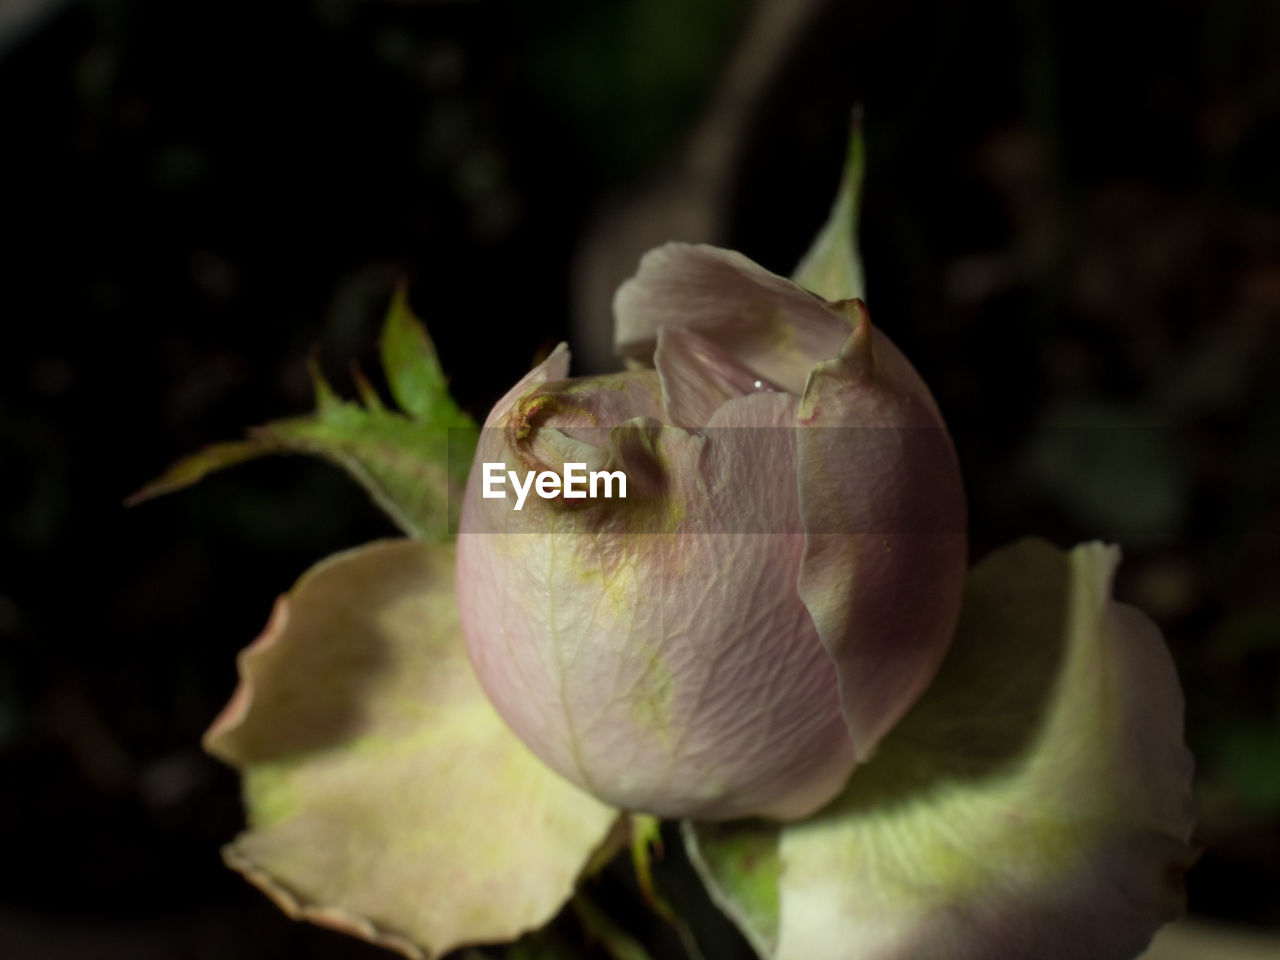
[613,243,852,393]
[686,539,1197,960]
[459,386,856,820]
[796,308,967,760]
[489,342,572,427]
[654,325,782,430]
[205,540,619,959]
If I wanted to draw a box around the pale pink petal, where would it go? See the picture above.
[613,243,852,393]
[654,326,783,429]
[458,386,857,820]
[795,310,967,760]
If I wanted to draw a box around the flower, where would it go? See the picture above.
[138,137,1195,960]
[456,243,967,820]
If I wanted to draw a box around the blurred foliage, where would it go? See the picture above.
[521,0,747,178]
[1022,397,1190,544]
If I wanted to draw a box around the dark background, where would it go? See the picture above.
[2,0,1278,956]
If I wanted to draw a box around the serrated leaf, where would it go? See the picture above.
[350,362,387,413]
[130,289,479,540]
[125,439,283,507]
[793,109,866,302]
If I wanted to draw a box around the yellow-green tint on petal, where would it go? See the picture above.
[205,540,619,959]
[687,539,1195,960]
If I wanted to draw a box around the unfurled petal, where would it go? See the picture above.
[654,326,782,430]
[613,243,853,393]
[795,308,966,760]
[205,540,619,959]
[686,539,1197,960]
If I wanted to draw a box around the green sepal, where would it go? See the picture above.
[628,816,706,960]
[129,286,478,541]
[792,108,866,302]
[629,814,664,910]
[380,284,471,430]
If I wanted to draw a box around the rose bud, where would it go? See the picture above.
[456,243,967,821]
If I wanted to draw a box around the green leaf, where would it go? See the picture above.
[381,283,469,429]
[124,440,279,505]
[792,109,866,302]
[630,814,664,909]
[629,816,707,960]
[129,289,479,540]
[686,539,1195,960]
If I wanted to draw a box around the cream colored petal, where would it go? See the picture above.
[654,326,781,429]
[687,539,1196,960]
[205,540,619,959]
